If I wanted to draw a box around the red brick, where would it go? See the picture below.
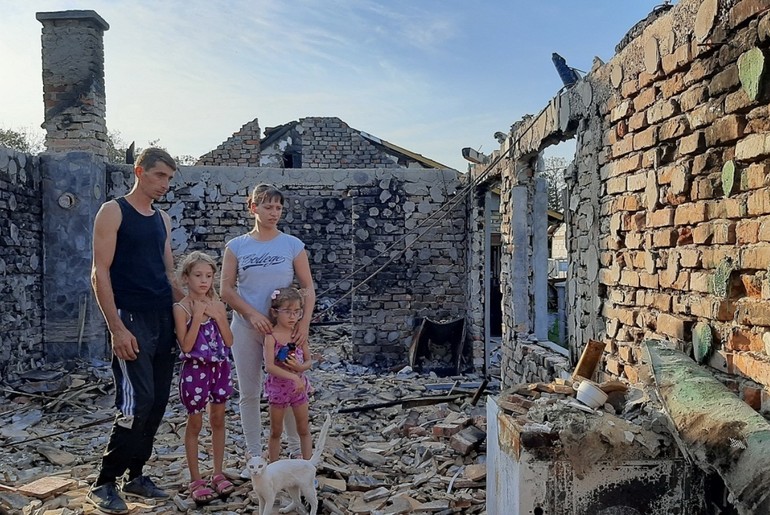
[633,126,658,151]
[743,385,763,410]
[678,248,701,267]
[747,188,770,215]
[701,245,739,268]
[708,65,740,97]
[679,84,708,111]
[610,154,643,176]
[615,194,642,212]
[605,357,624,377]
[727,327,764,351]
[706,115,747,146]
[736,300,770,326]
[741,273,764,298]
[648,208,676,227]
[624,365,640,383]
[659,115,690,141]
[737,220,761,244]
[707,199,747,219]
[611,136,634,158]
[725,89,756,113]
[621,78,639,99]
[649,292,672,311]
[691,177,715,200]
[633,87,657,112]
[628,111,648,132]
[742,163,770,190]
[679,131,706,155]
[628,212,646,231]
[657,313,687,339]
[652,228,678,248]
[620,270,640,287]
[732,352,770,387]
[760,219,770,242]
[729,0,770,29]
[690,271,710,292]
[662,42,693,75]
[660,72,686,99]
[742,245,770,269]
[640,272,659,288]
[674,202,707,225]
[690,102,725,130]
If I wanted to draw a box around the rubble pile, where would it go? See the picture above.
[0,324,493,514]
[496,376,680,475]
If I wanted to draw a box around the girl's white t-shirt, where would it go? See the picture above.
[225,232,305,326]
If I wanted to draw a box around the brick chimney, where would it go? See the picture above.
[36,10,109,158]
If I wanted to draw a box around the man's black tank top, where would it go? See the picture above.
[111,197,172,311]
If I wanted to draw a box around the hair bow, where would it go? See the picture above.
[271,290,280,300]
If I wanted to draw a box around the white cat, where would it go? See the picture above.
[247,414,331,515]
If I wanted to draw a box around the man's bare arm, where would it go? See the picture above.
[92,201,139,360]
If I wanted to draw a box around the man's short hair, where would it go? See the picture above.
[136,147,177,171]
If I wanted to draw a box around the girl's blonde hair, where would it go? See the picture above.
[268,287,303,324]
[178,251,219,299]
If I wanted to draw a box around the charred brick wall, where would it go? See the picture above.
[107,165,467,368]
[0,147,44,380]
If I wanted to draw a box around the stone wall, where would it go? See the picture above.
[0,147,44,380]
[107,165,467,368]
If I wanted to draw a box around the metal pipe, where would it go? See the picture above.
[644,339,770,515]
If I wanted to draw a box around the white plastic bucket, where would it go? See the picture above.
[575,380,608,408]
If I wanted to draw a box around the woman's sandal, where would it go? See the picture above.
[189,478,216,506]
[211,473,235,499]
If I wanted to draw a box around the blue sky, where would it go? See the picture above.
[2,1,667,171]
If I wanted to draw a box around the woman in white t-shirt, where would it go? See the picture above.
[221,184,316,464]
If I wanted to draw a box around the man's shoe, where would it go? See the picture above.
[87,483,129,515]
[121,475,170,499]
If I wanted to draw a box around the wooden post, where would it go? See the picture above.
[572,339,605,380]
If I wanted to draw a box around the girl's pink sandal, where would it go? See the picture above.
[189,478,216,506]
[211,473,235,499]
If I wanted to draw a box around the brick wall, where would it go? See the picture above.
[0,147,44,380]
[299,117,399,169]
[568,0,770,411]
[197,119,261,166]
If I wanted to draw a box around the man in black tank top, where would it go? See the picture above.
[88,148,182,514]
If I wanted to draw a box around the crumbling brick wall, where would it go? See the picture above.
[568,0,770,411]
[486,0,770,405]
[196,119,261,166]
[0,147,44,379]
[298,117,399,169]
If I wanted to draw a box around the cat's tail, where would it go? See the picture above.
[310,413,332,467]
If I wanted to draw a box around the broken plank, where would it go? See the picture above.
[572,339,605,380]
[16,477,74,499]
[337,394,466,413]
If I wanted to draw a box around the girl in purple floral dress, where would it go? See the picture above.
[173,252,234,505]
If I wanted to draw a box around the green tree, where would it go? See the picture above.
[0,126,46,154]
[541,156,568,212]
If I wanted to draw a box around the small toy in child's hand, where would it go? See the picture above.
[276,343,296,362]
